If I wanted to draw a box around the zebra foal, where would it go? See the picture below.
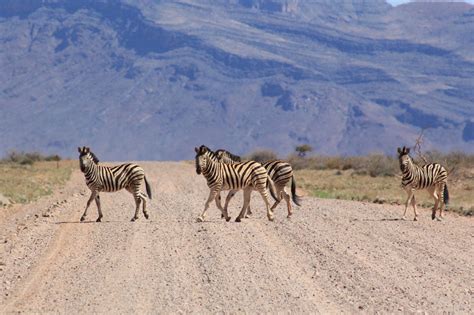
[78,146,152,222]
[215,150,302,218]
[194,145,277,222]
[398,146,449,221]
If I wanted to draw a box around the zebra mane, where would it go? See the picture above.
[215,149,241,162]
[89,151,100,164]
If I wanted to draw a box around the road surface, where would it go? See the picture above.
[0,162,472,313]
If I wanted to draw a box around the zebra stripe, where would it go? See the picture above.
[214,149,302,218]
[398,146,448,221]
[194,145,276,222]
[78,146,152,222]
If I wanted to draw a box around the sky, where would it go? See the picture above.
[387,0,474,5]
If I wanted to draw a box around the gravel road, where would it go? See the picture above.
[0,162,472,313]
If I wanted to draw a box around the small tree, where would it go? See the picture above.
[295,144,313,157]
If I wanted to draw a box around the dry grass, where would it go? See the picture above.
[296,168,474,216]
[245,149,474,216]
[0,160,76,204]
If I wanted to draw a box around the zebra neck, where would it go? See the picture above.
[202,156,219,178]
[84,163,99,178]
[402,159,419,179]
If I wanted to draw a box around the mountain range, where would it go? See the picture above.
[0,0,473,160]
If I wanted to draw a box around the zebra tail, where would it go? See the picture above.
[291,175,302,206]
[145,176,152,199]
[443,184,449,205]
[266,175,278,202]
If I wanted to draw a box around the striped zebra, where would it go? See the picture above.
[215,150,302,218]
[194,145,277,222]
[398,146,449,221]
[78,146,152,222]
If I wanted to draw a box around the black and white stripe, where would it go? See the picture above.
[194,145,276,222]
[215,150,302,218]
[78,146,152,222]
[398,146,449,221]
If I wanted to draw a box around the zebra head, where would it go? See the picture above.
[397,146,411,172]
[78,146,99,173]
[194,145,211,175]
[215,149,241,164]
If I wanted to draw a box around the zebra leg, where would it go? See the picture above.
[130,186,143,221]
[269,185,286,214]
[216,191,231,222]
[141,193,149,220]
[282,188,293,218]
[197,190,218,222]
[217,193,224,219]
[402,189,413,220]
[131,197,141,222]
[95,194,103,222]
[236,188,252,222]
[259,188,275,222]
[411,194,418,221]
[428,186,439,220]
[245,204,252,218]
[439,190,446,220]
[436,184,445,221]
[222,190,237,221]
[81,190,97,222]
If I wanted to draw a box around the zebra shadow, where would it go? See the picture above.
[351,218,405,222]
[54,220,135,224]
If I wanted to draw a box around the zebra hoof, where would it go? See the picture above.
[96,217,102,222]
[80,216,85,222]
[144,213,149,220]
[221,214,224,219]
[431,214,436,220]
[436,217,443,221]
[413,217,418,221]
[196,217,204,223]
[235,217,241,223]
[401,216,406,221]
[131,217,137,222]
[225,217,231,222]
[268,216,275,222]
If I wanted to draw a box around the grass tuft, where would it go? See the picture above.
[0,160,75,205]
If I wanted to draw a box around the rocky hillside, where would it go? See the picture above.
[0,0,473,160]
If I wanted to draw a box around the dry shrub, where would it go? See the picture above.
[2,151,62,165]
[246,149,278,163]
[363,154,398,177]
[288,153,398,177]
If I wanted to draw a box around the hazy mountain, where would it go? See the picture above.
[0,0,473,160]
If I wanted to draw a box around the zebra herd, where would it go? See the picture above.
[77,145,449,223]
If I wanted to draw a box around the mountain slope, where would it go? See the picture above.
[0,0,473,160]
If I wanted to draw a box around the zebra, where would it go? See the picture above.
[194,145,277,222]
[78,146,152,222]
[215,150,302,218]
[398,146,449,221]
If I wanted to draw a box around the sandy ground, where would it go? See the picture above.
[0,162,472,313]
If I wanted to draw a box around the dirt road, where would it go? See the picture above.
[1,162,472,313]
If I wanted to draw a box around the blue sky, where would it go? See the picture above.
[387,0,474,6]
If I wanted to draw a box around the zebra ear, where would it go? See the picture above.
[406,148,410,154]
[195,147,199,153]
[78,147,82,153]
[397,147,402,154]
